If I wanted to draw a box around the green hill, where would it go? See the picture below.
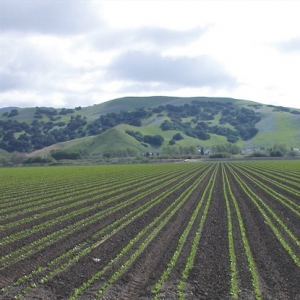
[1,96,300,158]
[70,127,148,154]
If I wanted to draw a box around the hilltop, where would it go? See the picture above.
[0,96,299,161]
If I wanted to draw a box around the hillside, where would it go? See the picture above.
[0,148,9,158]
[1,96,300,158]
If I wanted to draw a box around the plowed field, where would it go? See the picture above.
[0,161,299,299]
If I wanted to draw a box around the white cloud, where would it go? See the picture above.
[0,0,100,34]
[89,26,207,51]
[107,50,236,89]
[0,0,300,109]
[274,37,300,53]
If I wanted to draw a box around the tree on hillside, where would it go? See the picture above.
[50,150,81,160]
[272,143,287,155]
[7,109,19,118]
[270,150,284,157]
[172,133,184,141]
[212,143,240,155]
[143,135,164,147]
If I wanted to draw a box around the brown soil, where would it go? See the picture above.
[1,163,299,300]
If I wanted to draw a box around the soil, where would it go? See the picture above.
[0,163,299,300]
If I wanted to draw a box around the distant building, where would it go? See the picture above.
[198,149,210,155]
[241,148,267,155]
[240,149,253,155]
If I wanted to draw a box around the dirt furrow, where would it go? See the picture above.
[183,166,231,300]
[11,167,207,299]
[225,165,300,299]
[0,168,203,295]
[99,167,215,300]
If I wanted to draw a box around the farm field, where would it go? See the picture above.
[0,161,299,300]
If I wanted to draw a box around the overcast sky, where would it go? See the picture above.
[1,0,300,109]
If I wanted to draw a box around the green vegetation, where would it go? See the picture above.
[1,161,300,299]
[228,163,300,268]
[222,164,262,299]
[23,156,55,164]
[211,143,240,154]
[50,149,81,160]
[221,165,239,299]
[1,96,299,158]
[177,165,218,300]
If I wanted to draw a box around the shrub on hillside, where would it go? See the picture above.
[172,133,184,141]
[50,149,81,160]
[270,150,284,157]
[23,156,55,164]
[209,152,231,159]
[249,151,269,157]
[287,150,299,157]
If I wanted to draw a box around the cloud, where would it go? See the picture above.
[91,26,206,50]
[106,51,237,89]
[0,38,103,109]
[2,40,56,74]
[0,37,67,94]
[0,73,25,92]
[135,26,206,46]
[0,1,100,35]
[274,37,300,53]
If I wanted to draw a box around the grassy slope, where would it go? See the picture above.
[0,96,259,123]
[84,96,257,113]
[29,124,229,157]
[70,127,148,155]
[243,106,300,148]
[27,136,95,157]
[118,123,228,148]
[2,96,300,156]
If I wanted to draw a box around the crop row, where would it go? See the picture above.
[1,163,213,298]
[222,164,261,299]
[73,165,213,299]
[231,162,300,198]
[0,164,206,269]
[0,164,187,214]
[0,164,190,228]
[226,164,300,267]
[1,160,299,299]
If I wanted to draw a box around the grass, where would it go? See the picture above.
[245,110,300,148]
[1,97,300,158]
[71,127,148,154]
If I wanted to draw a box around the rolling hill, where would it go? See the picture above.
[1,96,299,158]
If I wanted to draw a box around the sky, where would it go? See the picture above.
[1,0,300,109]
